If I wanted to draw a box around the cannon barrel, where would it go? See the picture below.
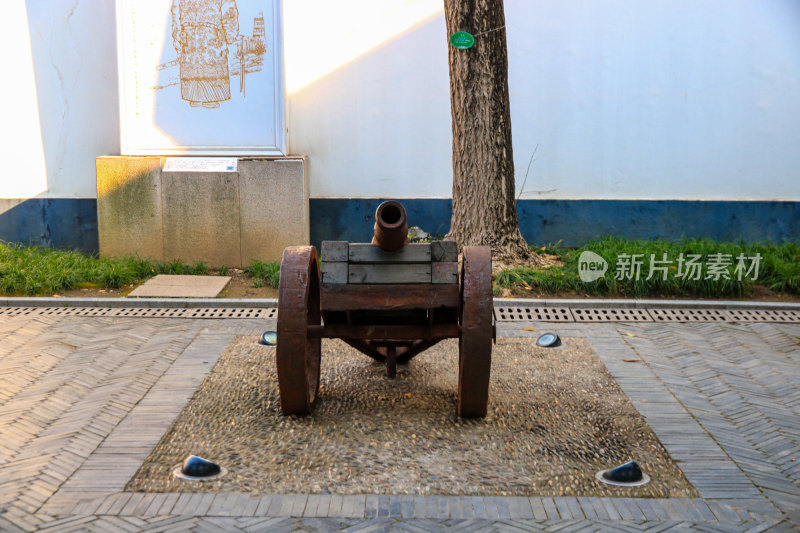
[372,200,409,252]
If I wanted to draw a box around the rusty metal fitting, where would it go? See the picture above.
[372,200,409,251]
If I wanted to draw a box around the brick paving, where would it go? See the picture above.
[0,312,797,531]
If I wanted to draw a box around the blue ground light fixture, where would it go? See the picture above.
[173,455,226,481]
[536,333,562,348]
[260,331,277,346]
[596,460,650,487]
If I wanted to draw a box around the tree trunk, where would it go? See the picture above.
[444,0,536,265]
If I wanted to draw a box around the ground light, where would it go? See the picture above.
[260,331,277,345]
[596,460,650,487]
[172,455,226,481]
[536,333,561,347]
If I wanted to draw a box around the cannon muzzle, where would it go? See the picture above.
[372,200,409,252]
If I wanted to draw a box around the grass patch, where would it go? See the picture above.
[498,237,800,298]
[245,260,281,288]
[3,238,797,299]
[0,243,150,295]
[0,242,232,296]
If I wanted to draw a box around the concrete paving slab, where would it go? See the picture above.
[127,275,231,298]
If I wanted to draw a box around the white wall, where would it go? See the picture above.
[3,0,799,201]
[287,0,800,200]
[507,0,800,201]
[0,0,120,199]
[284,0,452,198]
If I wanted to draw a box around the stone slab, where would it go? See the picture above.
[96,156,163,260]
[239,158,309,263]
[161,171,241,267]
[96,156,308,267]
[127,275,231,298]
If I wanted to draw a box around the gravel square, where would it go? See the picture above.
[126,336,697,497]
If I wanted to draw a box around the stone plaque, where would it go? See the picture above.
[163,157,238,172]
[117,0,285,155]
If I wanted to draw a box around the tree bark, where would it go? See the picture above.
[443,0,535,264]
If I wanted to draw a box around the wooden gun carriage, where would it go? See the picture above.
[276,201,494,418]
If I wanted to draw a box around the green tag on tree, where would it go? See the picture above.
[449,31,475,49]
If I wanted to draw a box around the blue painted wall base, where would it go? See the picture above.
[311,199,799,249]
[1,198,797,256]
[0,199,98,254]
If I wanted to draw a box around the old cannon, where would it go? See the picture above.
[276,201,493,417]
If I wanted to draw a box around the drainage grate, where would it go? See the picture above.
[725,309,800,323]
[494,306,573,322]
[183,308,271,319]
[571,308,653,322]
[111,308,191,318]
[0,305,796,322]
[0,307,276,319]
[649,308,729,322]
[0,307,48,317]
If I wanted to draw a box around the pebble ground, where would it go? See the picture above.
[127,336,695,498]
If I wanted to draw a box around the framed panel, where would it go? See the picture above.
[117,0,285,155]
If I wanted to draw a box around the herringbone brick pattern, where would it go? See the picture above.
[0,313,796,531]
[0,516,792,533]
[616,323,800,514]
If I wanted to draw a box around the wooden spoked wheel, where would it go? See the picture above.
[457,246,493,418]
[276,246,322,415]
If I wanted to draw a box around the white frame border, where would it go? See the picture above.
[116,0,286,156]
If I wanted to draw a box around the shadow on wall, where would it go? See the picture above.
[23,1,121,197]
[0,1,119,254]
[288,13,451,198]
[0,199,98,254]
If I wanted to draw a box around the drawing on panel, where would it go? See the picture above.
[155,0,267,108]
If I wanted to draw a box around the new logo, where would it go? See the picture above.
[578,251,608,282]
